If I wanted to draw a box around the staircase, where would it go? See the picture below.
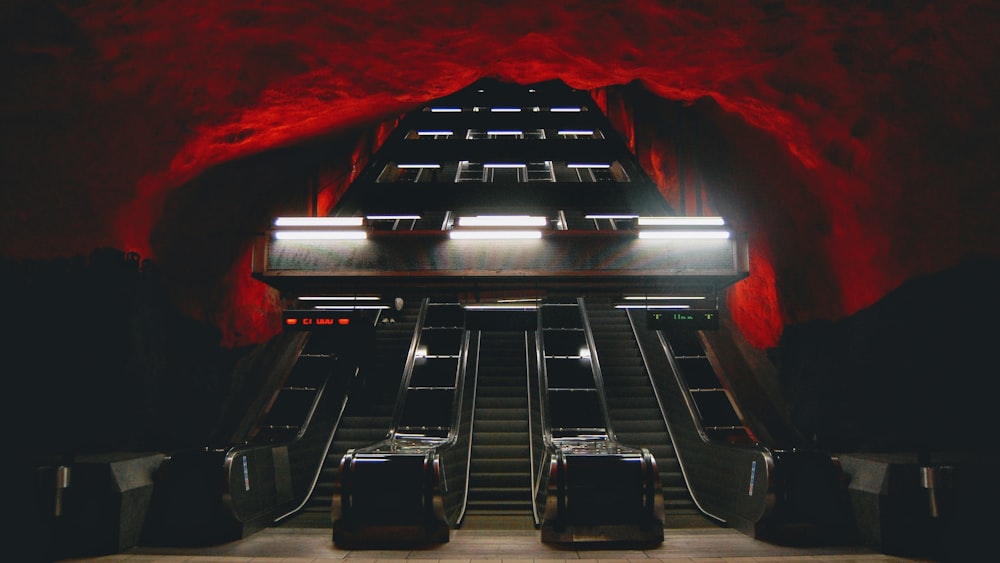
[464,330,534,528]
[585,299,701,522]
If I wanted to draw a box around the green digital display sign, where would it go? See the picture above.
[646,309,719,330]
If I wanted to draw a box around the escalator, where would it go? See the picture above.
[532,300,664,545]
[331,299,476,547]
[626,308,853,543]
[585,299,703,525]
[142,314,365,545]
[464,330,534,527]
[279,303,420,527]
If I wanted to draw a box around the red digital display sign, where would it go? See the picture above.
[282,310,356,331]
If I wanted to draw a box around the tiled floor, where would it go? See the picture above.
[59,521,933,562]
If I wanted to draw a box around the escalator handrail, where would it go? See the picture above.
[627,307,775,525]
[576,297,618,443]
[222,313,381,525]
[625,308,727,523]
[524,329,542,525]
[348,299,477,527]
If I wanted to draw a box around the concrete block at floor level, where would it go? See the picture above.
[50,452,167,559]
[839,452,999,561]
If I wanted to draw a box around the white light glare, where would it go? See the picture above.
[638,230,730,240]
[416,130,453,136]
[491,107,521,112]
[637,216,725,226]
[487,130,524,135]
[579,348,591,359]
[558,130,594,135]
[457,215,548,227]
[567,163,611,168]
[550,107,582,112]
[274,230,367,240]
[449,230,542,240]
[274,217,363,227]
[397,163,441,169]
[430,107,461,112]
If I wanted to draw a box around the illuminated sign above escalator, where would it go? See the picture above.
[282,310,356,331]
[646,309,719,330]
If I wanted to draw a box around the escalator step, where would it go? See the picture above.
[474,420,529,434]
[472,444,530,458]
[475,406,528,419]
[470,458,531,473]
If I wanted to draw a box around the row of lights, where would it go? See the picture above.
[294,295,708,312]
[272,215,731,241]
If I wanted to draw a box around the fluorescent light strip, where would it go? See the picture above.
[366,214,422,220]
[299,296,380,301]
[449,230,542,240]
[558,130,594,135]
[550,107,582,112]
[458,215,547,227]
[465,304,539,311]
[623,296,706,301]
[483,163,526,168]
[615,304,692,309]
[416,130,453,136]
[497,298,543,303]
[491,107,521,112]
[275,230,367,240]
[585,214,638,220]
[397,163,440,169]
[638,230,730,240]
[315,305,389,310]
[430,107,461,112]
[486,130,523,135]
[567,163,611,168]
[638,216,725,226]
[274,217,363,227]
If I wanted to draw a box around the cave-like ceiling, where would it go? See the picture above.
[2,0,997,348]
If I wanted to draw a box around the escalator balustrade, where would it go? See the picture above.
[535,300,664,545]
[331,300,474,547]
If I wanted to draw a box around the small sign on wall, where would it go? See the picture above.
[646,309,719,330]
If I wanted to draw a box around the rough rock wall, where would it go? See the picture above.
[2,0,997,348]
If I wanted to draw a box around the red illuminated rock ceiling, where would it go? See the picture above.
[2,1,996,348]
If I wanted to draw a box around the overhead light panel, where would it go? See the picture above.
[299,296,380,301]
[638,230,730,240]
[275,230,367,240]
[274,217,363,227]
[638,216,725,226]
[457,215,548,227]
[449,230,542,240]
[366,214,422,220]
